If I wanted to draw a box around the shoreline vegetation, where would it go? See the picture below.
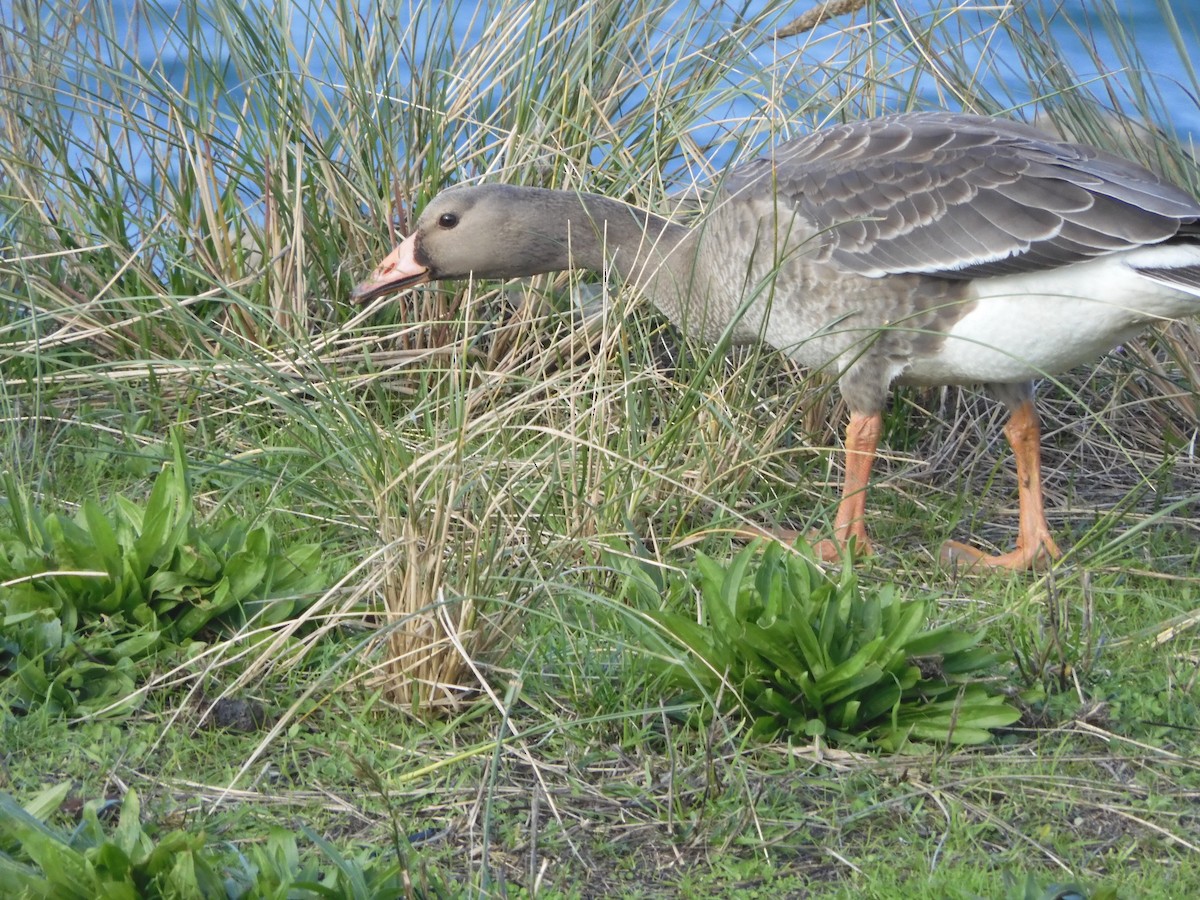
[2,0,1199,895]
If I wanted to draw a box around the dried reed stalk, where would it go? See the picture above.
[374,489,479,714]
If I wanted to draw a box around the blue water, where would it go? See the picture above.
[13,0,1200,213]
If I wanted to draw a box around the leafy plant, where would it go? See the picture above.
[0,785,227,898]
[0,432,327,714]
[638,542,1021,750]
[0,784,450,898]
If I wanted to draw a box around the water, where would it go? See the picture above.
[16,0,1200,212]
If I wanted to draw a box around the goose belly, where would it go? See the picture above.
[899,254,1199,386]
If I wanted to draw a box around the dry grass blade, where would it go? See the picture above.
[374,506,479,712]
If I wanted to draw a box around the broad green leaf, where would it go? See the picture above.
[941,647,1008,675]
[14,655,53,696]
[81,500,123,581]
[719,544,758,620]
[692,553,727,610]
[144,569,207,600]
[904,625,986,657]
[114,790,150,860]
[131,474,174,570]
[89,842,137,893]
[21,781,72,822]
[162,850,204,897]
[753,543,784,617]
[873,600,927,663]
[737,622,809,684]
[896,694,1021,734]
[837,698,861,730]
[276,543,325,589]
[814,594,839,650]
[816,637,886,690]
[788,670,822,711]
[0,794,97,895]
[145,830,205,873]
[749,716,782,739]
[3,473,44,547]
[649,612,726,685]
[113,495,145,537]
[0,857,51,895]
[820,661,886,707]
[784,552,815,600]
[223,526,271,601]
[169,578,236,639]
[756,687,805,721]
[116,558,146,610]
[786,603,830,678]
[169,539,222,582]
[892,721,997,744]
[855,681,903,723]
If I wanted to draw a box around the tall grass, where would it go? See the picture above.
[1,0,1198,715]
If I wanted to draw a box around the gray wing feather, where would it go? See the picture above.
[724,111,1200,279]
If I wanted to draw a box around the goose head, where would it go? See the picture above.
[352,184,615,304]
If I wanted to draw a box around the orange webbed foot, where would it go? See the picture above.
[939,396,1064,573]
[938,535,1061,572]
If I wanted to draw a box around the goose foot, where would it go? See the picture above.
[939,535,1061,572]
[940,396,1063,572]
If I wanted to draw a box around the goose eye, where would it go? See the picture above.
[437,212,459,229]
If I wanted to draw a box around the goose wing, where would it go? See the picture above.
[724,111,1200,279]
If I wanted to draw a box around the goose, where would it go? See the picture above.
[353,111,1200,570]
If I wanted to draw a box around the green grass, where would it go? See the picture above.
[3,0,1200,896]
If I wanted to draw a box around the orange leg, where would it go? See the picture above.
[940,398,1062,571]
[812,410,882,562]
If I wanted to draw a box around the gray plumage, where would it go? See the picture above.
[723,112,1199,280]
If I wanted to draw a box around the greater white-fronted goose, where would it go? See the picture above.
[353,111,1200,570]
